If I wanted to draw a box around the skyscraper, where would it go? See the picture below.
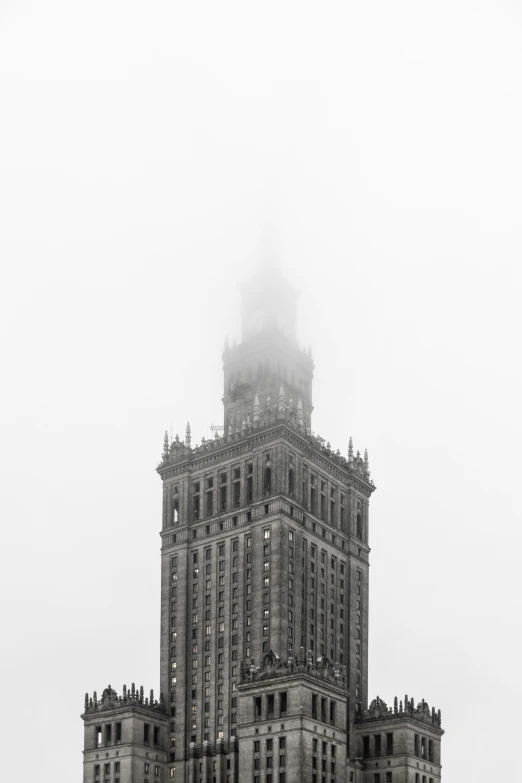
[82,267,444,783]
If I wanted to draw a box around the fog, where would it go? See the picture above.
[1,2,521,781]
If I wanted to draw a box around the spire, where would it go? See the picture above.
[278,384,286,416]
[348,437,353,461]
[253,393,260,425]
[185,422,191,448]
[163,430,169,458]
[364,448,370,477]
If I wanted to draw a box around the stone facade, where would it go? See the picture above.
[81,266,443,783]
[82,686,168,783]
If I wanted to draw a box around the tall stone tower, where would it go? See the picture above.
[82,264,443,783]
[157,265,373,783]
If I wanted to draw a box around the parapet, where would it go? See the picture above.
[83,684,166,715]
[356,695,442,729]
[159,410,373,488]
[239,649,347,690]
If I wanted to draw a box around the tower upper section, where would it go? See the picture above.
[223,265,314,435]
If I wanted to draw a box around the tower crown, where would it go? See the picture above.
[240,262,298,341]
[224,267,313,434]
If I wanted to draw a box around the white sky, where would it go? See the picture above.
[1,2,521,781]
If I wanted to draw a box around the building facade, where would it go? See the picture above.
[82,268,443,783]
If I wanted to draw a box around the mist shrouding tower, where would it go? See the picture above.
[81,266,444,783]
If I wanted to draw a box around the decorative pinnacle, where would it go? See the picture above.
[163,430,169,456]
[185,422,191,447]
[278,385,286,417]
[348,437,353,460]
[253,393,260,423]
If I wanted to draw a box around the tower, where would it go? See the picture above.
[157,267,374,783]
[82,263,443,783]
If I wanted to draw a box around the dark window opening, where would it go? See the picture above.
[267,694,275,719]
[115,723,122,743]
[288,470,295,495]
[264,467,272,496]
[374,734,382,757]
[362,736,369,758]
[254,696,262,721]
[321,697,327,723]
[386,732,393,755]
[329,701,336,725]
[280,691,287,717]
[154,726,160,746]
[144,723,150,743]
[312,694,318,720]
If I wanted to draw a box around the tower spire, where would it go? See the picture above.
[185,422,191,448]
[163,430,169,458]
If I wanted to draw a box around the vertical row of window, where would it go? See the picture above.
[414,775,434,783]
[354,568,363,702]
[170,553,178,769]
[287,529,294,653]
[303,544,347,665]
[372,774,393,783]
[311,739,336,783]
[252,736,287,783]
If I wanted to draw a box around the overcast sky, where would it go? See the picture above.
[1,2,521,781]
